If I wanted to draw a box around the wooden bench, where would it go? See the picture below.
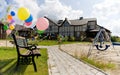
[11,33,41,72]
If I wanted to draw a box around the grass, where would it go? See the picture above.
[80,57,115,70]
[0,47,48,75]
[28,40,90,46]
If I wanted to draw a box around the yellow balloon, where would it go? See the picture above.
[17,7,30,20]
[9,25,15,30]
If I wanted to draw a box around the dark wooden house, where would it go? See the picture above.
[0,22,6,39]
[14,25,34,38]
[44,17,111,41]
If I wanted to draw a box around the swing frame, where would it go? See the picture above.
[87,27,113,57]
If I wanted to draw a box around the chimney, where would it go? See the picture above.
[65,17,68,20]
[79,17,83,20]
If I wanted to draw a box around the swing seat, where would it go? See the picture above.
[95,44,110,51]
[112,42,120,46]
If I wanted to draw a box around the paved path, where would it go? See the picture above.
[40,46,108,75]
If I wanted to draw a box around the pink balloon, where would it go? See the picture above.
[25,21,32,26]
[36,17,49,30]
[6,29,12,35]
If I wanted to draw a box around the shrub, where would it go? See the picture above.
[111,36,120,42]
[64,36,68,41]
[69,36,75,41]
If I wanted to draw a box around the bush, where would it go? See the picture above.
[69,36,75,41]
[111,36,120,42]
[57,35,63,44]
[64,36,68,41]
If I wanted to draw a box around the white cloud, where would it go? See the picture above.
[0,0,83,24]
[13,0,40,25]
[38,0,83,20]
[91,0,120,36]
[0,0,8,19]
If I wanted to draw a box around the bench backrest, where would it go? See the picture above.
[11,33,28,55]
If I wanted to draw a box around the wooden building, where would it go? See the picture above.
[0,22,6,39]
[15,25,34,38]
[44,17,111,41]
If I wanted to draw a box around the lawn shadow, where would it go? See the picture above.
[0,59,15,70]
[0,58,28,75]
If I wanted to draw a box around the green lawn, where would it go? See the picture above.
[0,47,48,75]
[28,40,89,46]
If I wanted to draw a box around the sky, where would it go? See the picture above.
[0,0,120,36]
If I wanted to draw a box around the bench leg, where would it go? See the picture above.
[15,56,20,71]
[32,56,37,72]
[16,57,20,66]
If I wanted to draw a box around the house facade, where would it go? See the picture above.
[44,17,111,41]
[0,22,6,39]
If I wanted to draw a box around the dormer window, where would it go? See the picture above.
[87,21,96,29]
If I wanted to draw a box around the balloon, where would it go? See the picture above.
[37,30,44,34]
[7,15,12,21]
[10,19,15,24]
[6,29,12,35]
[3,25,8,30]
[36,17,49,30]
[25,21,32,26]
[10,11,15,16]
[25,14,33,22]
[9,25,15,30]
[17,7,30,20]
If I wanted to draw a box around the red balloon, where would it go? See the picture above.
[25,21,32,26]
[36,17,49,30]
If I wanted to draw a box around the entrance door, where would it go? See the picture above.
[75,31,80,40]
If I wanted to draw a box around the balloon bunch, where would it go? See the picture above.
[17,7,49,35]
[17,7,33,27]
[3,11,16,35]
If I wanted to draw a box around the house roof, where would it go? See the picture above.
[44,16,97,26]
[0,21,3,25]
[97,25,111,33]
[69,18,97,25]
[44,17,110,32]
[15,24,26,30]
[44,16,60,26]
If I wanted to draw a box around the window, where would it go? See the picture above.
[88,21,96,25]
[88,21,96,29]
[49,26,52,31]
[64,21,69,27]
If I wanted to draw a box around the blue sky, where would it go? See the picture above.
[0,0,120,36]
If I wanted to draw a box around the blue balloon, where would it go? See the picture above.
[10,11,15,16]
[25,14,33,22]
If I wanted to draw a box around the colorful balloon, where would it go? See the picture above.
[17,7,30,20]
[25,14,33,22]
[6,29,12,35]
[36,17,49,30]
[37,30,44,34]
[10,11,15,16]
[9,25,15,30]
[25,21,32,26]
[10,19,15,24]
[3,25,8,30]
[7,15,12,21]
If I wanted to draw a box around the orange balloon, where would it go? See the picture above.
[7,15,12,21]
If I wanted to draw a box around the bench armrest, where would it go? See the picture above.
[18,44,37,51]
